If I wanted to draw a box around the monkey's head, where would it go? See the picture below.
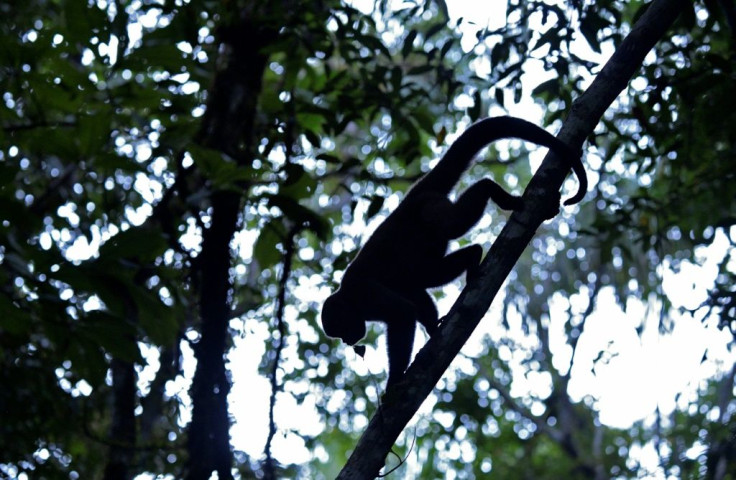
[321,293,365,345]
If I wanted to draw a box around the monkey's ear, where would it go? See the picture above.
[353,345,366,358]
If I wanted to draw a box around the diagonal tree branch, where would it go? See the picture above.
[337,0,690,477]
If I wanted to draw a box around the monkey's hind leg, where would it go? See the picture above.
[403,289,440,335]
[422,245,483,288]
[446,179,523,236]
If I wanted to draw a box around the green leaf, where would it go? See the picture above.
[402,30,418,58]
[532,79,560,99]
[98,226,168,262]
[580,10,604,53]
[296,112,325,132]
[119,43,185,72]
[494,87,504,107]
[188,144,253,188]
[0,295,31,335]
[253,220,284,269]
[468,89,482,121]
[78,113,112,157]
[78,311,142,362]
[365,195,385,219]
[281,164,317,200]
[68,340,109,387]
[135,287,179,346]
[267,194,329,239]
[63,1,106,45]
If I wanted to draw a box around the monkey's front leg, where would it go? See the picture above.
[385,319,416,388]
[402,289,440,335]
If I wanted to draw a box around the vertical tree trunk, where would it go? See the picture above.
[187,192,241,480]
[103,358,136,480]
[104,285,139,480]
[184,6,278,479]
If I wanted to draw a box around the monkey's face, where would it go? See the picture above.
[321,294,366,345]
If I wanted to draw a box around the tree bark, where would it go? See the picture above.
[103,358,136,480]
[184,8,277,480]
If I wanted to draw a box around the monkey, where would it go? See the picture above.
[321,116,586,388]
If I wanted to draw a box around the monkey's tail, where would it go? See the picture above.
[562,151,587,205]
[414,116,587,205]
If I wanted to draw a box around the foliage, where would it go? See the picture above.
[0,0,734,478]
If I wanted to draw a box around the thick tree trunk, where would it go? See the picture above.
[184,7,277,480]
[103,358,136,480]
[187,192,241,480]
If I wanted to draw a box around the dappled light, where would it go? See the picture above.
[1,0,735,479]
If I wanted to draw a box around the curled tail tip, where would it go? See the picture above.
[563,189,586,206]
[564,150,587,206]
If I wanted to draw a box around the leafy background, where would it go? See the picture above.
[0,0,734,478]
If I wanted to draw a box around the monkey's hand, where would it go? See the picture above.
[353,345,366,358]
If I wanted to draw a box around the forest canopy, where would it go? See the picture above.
[1,0,734,479]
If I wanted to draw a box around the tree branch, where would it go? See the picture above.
[263,226,299,480]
